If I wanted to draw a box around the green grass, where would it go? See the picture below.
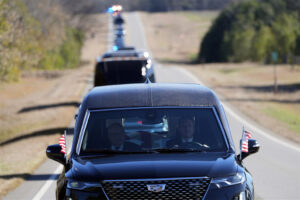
[217,66,255,74]
[262,105,300,134]
[181,11,219,22]
[218,68,239,74]
[39,28,84,70]
[189,53,198,63]
[217,67,249,74]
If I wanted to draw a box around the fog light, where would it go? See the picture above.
[70,181,79,188]
[233,191,246,200]
[67,179,102,190]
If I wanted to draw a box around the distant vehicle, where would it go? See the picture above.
[46,83,259,200]
[112,25,126,49]
[108,5,122,16]
[114,29,126,37]
[112,4,122,12]
[114,36,125,49]
[113,14,125,25]
[94,50,155,86]
[115,24,124,32]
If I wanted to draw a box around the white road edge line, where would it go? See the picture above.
[175,67,300,153]
[32,165,63,200]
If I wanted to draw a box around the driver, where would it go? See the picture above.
[107,123,141,151]
[166,117,197,148]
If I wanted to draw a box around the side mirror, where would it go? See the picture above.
[46,144,66,165]
[248,139,260,154]
[238,139,260,161]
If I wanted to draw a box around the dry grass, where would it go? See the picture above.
[139,11,218,63]
[140,11,300,142]
[185,63,300,142]
[0,13,108,198]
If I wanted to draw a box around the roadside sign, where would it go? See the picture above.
[272,51,278,62]
[271,51,278,93]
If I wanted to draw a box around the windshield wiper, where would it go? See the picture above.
[148,148,205,153]
[81,148,206,155]
[81,149,145,154]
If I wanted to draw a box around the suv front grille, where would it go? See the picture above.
[102,177,211,200]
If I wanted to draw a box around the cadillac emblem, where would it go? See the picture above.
[146,184,166,193]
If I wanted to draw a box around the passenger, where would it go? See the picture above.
[107,123,141,151]
[166,118,199,148]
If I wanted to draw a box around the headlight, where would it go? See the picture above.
[67,179,102,191]
[211,172,246,188]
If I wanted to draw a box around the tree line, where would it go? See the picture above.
[121,0,241,12]
[0,0,84,82]
[199,0,300,63]
[71,0,241,13]
[0,0,242,81]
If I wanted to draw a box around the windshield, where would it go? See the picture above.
[79,108,227,154]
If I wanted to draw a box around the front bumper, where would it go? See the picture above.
[66,188,107,200]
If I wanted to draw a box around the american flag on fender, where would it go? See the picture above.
[59,134,66,154]
[241,128,252,153]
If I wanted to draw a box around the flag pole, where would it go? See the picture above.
[240,126,245,161]
[64,129,67,158]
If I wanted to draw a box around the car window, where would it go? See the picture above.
[80,108,227,154]
[99,60,147,84]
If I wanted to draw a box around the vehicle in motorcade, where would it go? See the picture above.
[114,24,124,32]
[112,4,122,12]
[114,29,126,37]
[114,35,125,49]
[46,83,260,200]
[113,14,125,25]
[94,49,155,86]
[113,26,126,48]
[109,5,122,17]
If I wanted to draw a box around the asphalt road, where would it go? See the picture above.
[4,12,300,200]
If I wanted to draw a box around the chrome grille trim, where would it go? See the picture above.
[103,176,210,182]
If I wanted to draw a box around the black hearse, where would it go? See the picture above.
[94,50,155,87]
[46,83,259,200]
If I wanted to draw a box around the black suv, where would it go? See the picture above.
[47,83,259,200]
[94,50,155,87]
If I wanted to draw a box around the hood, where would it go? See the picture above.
[66,152,238,181]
